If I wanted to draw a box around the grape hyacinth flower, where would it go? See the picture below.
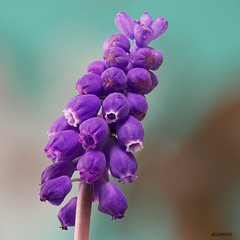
[58,197,77,230]
[40,176,72,206]
[98,181,128,219]
[77,150,106,184]
[40,11,168,240]
[102,92,130,123]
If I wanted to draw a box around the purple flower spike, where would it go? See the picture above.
[76,73,103,96]
[140,12,152,25]
[58,197,77,230]
[102,93,130,124]
[126,93,148,121]
[41,161,76,184]
[117,116,144,153]
[132,47,155,70]
[151,49,163,70]
[79,117,109,150]
[87,61,106,76]
[115,12,134,39]
[47,116,77,138]
[105,33,131,53]
[134,24,154,48]
[98,181,128,219]
[44,130,84,163]
[150,16,168,40]
[77,150,106,184]
[109,144,138,185]
[101,67,127,93]
[40,176,72,206]
[63,94,101,127]
[127,68,152,94]
[103,47,129,70]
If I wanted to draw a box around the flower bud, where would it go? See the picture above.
[41,161,76,184]
[98,181,128,219]
[104,33,130,52]
[76,73,104,96]
[126,92,148,121]
[101,67,127,93]
[150,16,168,40]
[63,94,101,127]
[44,130,84,162]
[47,116,77,138]
[117,116,144,153]
[140,12,152,25]
[77,150,106,184]
[79,117,108,150]
[127,68,152,94]
[58,197,77,230]
[151,49,163,70]
[115,12,134,39]
[103,47,129,70]
[87,60,106,76]
[109,144,137,184]
[134,24,154,47]
[145,71,159,94]
[40,176,72,206]
[102,93,130,124]
[132,47,155,70]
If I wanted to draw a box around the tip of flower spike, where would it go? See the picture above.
[126,140,143,153]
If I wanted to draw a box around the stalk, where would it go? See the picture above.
[74,182,93,240]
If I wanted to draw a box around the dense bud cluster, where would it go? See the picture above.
[40,12,168,229]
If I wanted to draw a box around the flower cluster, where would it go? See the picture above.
[40,12,168,230]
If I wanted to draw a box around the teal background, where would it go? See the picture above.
[0,0,240,239]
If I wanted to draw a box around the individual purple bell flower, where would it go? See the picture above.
[150,16,168,40]
[127,68,152,94]
[103,47,129,70]
[76,73,104,96]
[109,144,138,185]
[102,93,130,124]
[151,49,163,70]
[104,33,130,53]
[40,176,72,206]
[101,67,127,93]
[140,12,152,25]
[132,47,155,70]
[126,93,148,121]
[47,116,77,138]
[79,117,109,150]
[134,24,154,48]
[41,161,76,184]
[87,60,106,76]
[44,130,85,163]
[115,12,134,39]
[117,116,144,153]
[77,150,106,184]
[98,181,128,220]
[58,197,77,230]
[63,94,101,127]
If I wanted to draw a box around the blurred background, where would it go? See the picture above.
[0,0,240,239]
